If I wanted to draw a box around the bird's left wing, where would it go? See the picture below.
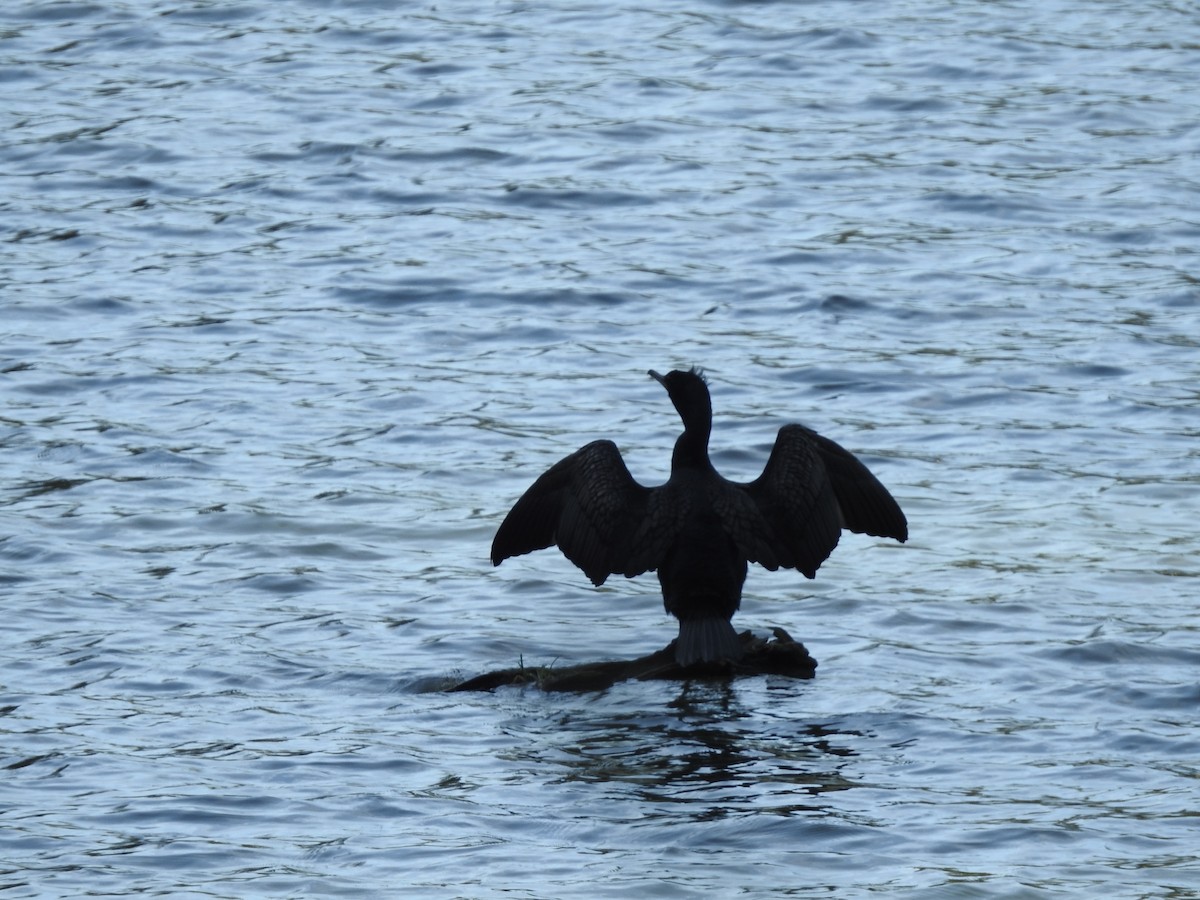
[490,440,656,586]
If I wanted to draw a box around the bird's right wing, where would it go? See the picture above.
[738,425,847,579]
[739,424,907,579]
[806,428,908,542]
[490,440,658,586]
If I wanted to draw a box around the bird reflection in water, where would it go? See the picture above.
[530,682,865,818]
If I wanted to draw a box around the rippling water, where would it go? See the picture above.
[3,0,1199,896]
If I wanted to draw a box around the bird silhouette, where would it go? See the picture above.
[491,368,907,667]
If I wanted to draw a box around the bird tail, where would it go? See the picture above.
[675,618,743,667]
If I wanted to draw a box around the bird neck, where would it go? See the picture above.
[671,410,713,471]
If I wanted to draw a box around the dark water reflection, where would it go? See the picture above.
[542,685,861,809]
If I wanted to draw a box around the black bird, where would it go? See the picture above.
[490,368,907,667]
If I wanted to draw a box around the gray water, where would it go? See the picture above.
[3,0,1199,896]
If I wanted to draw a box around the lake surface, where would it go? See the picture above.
[3,0,1199,896]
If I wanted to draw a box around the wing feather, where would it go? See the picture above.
[491,440,661,584]
[624,488,686,577]
[804,427,908,542]
[739,426,844,578]
[709,484,785,571]
[732,424,906,579]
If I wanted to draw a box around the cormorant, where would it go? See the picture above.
[490,368,907,667]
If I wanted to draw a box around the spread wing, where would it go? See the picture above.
[490,440,671,585]
[805,426,908,542]
[736,424,907,579]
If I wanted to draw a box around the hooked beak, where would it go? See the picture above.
[648,369,666,386]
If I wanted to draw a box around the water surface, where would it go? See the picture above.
[3,0,1199,897]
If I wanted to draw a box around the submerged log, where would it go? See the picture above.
[450,627,817,692]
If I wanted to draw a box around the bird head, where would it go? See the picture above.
[649,368,712,433]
